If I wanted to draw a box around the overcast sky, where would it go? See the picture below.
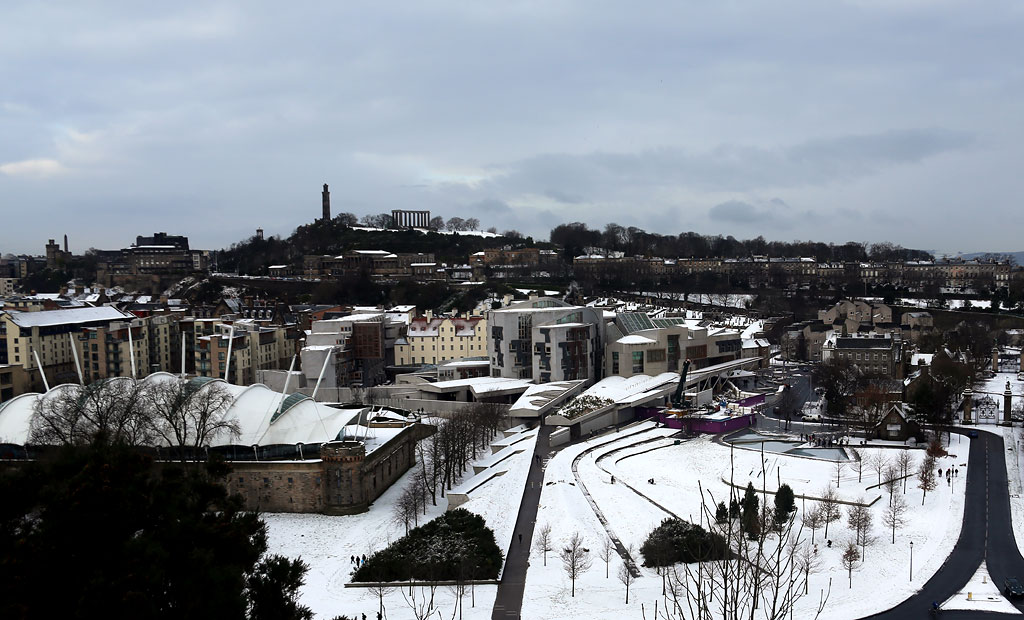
[2,1,1022,256]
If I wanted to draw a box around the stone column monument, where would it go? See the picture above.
[963,387,973,424]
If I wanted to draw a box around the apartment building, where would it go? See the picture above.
[394,314,487,366]
[79,319,151,384]
[604,313,743,379]
[487,298,604,383]
[822,334,905,379]
[0,306,134,392]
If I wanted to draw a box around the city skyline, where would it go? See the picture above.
[2,2,1023,255]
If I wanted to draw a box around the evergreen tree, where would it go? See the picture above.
[0,441,312,620]
[715,501,729,524]
[773,484,796,530]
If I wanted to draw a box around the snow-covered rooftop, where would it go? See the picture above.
[3,306,132,328]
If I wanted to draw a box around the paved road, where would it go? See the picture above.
[867,429,1024,618]
[491,425,551,620]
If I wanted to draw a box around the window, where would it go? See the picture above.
[612,352,619,374]
[632,351,644,374]
[647,348,666,363]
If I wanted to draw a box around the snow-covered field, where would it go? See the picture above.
[524,427,969,620]
[262,431,535,620]
[262,417,970,619]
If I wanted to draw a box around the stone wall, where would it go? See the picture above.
[222,460,326,513]
[321,423,435,515]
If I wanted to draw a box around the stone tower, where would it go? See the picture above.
[322,184,331,221]
[63,234,68,253]
[256,228,264,240]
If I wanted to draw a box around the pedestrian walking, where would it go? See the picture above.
[518,533,523,544]
[351,555,355,564]
[362,554,367,564]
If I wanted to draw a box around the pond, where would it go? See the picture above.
[724,431,850,461]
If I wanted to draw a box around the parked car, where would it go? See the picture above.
[1004,577,1024,598]
[801,412,823,422]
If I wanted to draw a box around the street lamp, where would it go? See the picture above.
[910,541,914,581]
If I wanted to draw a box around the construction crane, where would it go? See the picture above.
[670,358,691,411]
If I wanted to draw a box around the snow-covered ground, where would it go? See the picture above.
[524,428,969,620]
[262,431,535,620]
[1000,424,1024,564]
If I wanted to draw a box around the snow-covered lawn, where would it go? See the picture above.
[262,431,535,620]
[999,424,1024,564]
[524,429,968,620]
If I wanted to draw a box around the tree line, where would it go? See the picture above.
[550,221,933,262]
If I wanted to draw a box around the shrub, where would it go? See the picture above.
[640,518,728,567]
[352,508,502,582]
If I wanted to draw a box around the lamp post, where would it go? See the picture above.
[910,541,914,581]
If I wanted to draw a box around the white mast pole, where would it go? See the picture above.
[223,324,235,382]
[33,349,50,392]
[68,332,84,385]
[276,354,297,416]
[127,320,137,379]
[180,332,186,377]
[311,346,334,400]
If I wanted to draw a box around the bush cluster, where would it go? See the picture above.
[640,518,728,567]
[352,508,502,582]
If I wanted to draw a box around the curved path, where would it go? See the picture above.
[867,429,1024,618]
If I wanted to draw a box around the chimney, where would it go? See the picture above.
[63,234,68,253]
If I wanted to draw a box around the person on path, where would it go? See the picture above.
[518,533,523,544]
[351,555,355,564]
[362,554,367,564]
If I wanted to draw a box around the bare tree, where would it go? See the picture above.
[794,540,824,595]
[918,454,938,505]
[617,556,635,604]
[401,583,438,620]
[560,532,593,597]
[394,484,420,535]
[849,448,864,483]
[600,537,614,578]
[866,451,889,485]
[846,498,875,559]
[537,523,554,566]
[841,541,860,588]
[883,465,899,506]
[818,486,842,539]
[363,563,396,620]
[145,378,237,458]
[834,457,846,487]
[30,379,152,447]
[896,450,914,494]
[804,505,824,543]
[883,494,909,543]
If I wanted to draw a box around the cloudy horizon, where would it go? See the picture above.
[2,2,1022,256]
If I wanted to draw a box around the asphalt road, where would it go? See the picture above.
[866,429,1024,618]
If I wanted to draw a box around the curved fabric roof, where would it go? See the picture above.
[0,373,371,448]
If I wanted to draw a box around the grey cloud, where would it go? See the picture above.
[486,129,971,197]
[708,200,775,224]
[543,189,584,204]
[0,2,1020,253]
